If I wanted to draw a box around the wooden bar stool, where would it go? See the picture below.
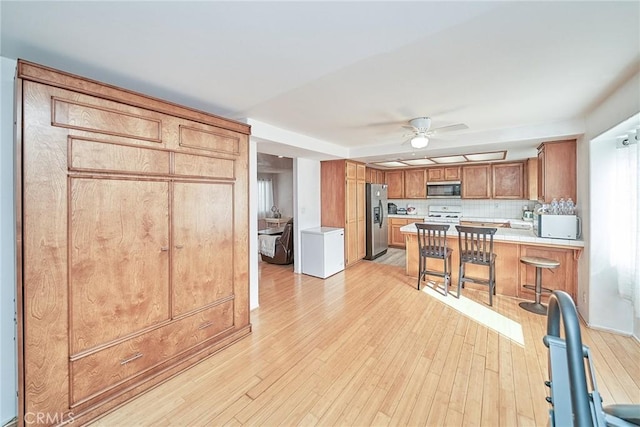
[519,256,560,315]
[416,223,452,295]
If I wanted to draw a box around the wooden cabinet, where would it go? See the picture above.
[492,162,525,199]
[461,164,491,198]
[404,168,426,198]
[17,61,250,426]
[461,162,525,199]
[386,170,404,199]
[404,233,579,300]
[526,158,538,201]
[427,166,461,182]
[389,217,422,248]
[537,140,576,203]
[321,160,366,267]
[366,167,386,184]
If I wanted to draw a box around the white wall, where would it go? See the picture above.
[583,70,640,337]
[249,140,259,311]
[1,56,18,425]
[275,171,294,218]
[292,158,321,274]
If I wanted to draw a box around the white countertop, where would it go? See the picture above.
[399,222,584,248]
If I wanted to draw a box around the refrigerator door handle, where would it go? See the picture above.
[378,199,384,229]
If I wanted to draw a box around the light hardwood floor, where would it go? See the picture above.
[93,259,640,426]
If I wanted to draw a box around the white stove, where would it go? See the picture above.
[425,205,462,224]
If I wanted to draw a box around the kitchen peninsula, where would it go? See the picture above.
[401,222,584,301]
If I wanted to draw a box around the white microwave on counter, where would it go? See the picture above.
[536,214,581,240]
[426,181,461,199]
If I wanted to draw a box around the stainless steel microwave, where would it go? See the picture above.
[426,181,461,199]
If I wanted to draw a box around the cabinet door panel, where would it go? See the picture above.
[70,178,170,353]
[444,167,461,181]
[345,179,359,265]
[70,299,233,406]
[52,97,162,143]
[386,171,404,199]
[492,162,524,199]
[69,138,170,175]
[172,182,234,316]
[357,180,366,259]
[462,165,491,199]
[404,169,426,198]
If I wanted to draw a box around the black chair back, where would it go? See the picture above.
[455,225,497,265]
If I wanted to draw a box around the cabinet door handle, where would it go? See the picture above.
[120,352,143,365]
[198,321,213,330]
[175,245,184,249]
[160,247,169,252]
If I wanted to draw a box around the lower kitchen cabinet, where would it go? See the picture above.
[389,217,422,248]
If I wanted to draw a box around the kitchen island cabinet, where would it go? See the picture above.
[401,224,583,301]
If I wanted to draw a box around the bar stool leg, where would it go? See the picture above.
[519,266,548,315]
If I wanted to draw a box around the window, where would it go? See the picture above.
[257,178,274,219]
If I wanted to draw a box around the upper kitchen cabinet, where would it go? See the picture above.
[366,167,386,184]
[526,158,539,201]
[537,140,576,203]
[461,164,491,198]
[386,170,404,199]
[492,162,525,199]
[404,169,426,198]
[427,166,461,182]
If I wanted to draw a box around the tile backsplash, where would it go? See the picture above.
[391,199,535,219]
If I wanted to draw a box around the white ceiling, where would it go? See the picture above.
[2,1,639,165]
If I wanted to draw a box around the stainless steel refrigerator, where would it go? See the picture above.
[365,183,388,260]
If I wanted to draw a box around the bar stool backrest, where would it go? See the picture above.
[416,223,450,258]
[455,225,497,265]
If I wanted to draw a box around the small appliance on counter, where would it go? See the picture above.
[537,214,581,239]
[388,203,397,214]
[406,206,417,214]
[396,207,407,215]
[522,210,534,221]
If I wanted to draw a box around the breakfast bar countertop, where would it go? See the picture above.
[399,222,585,248]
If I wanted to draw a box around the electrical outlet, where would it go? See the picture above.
[582,292,586,303]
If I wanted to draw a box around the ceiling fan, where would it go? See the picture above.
[403,117,468,149]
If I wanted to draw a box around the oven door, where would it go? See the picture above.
[426,181,461,199]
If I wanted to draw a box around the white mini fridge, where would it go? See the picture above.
[301,227,345,279]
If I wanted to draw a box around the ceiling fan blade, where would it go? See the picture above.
[429,123,469,134]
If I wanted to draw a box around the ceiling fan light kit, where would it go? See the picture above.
[410,134,429,148]
[403,116,468,150]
